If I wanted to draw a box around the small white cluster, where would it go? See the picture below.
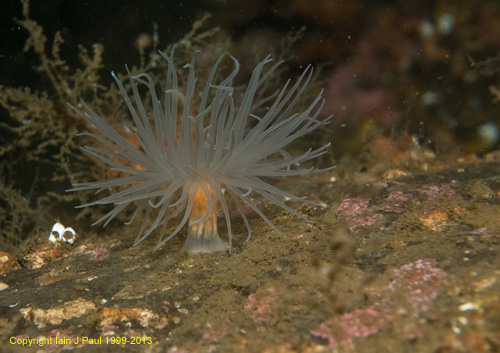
[49,222,76,245]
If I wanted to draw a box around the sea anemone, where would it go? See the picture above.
[68,48,333,253]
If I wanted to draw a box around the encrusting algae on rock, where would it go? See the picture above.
[69,48,334,253]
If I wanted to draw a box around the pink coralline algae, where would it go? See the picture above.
[244,287,282,322]
[82,247,109,261]
[471,227,496,239]
[336,193,411,230]
[379,191,413,213]
[336,198,382,230]
[199,323,232,346]
[311,258,447,347]
[410,185,461,200]
[311,307,387,347]
[384,258,448,311]
[336,186,461,231]
[337,198,369,215]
